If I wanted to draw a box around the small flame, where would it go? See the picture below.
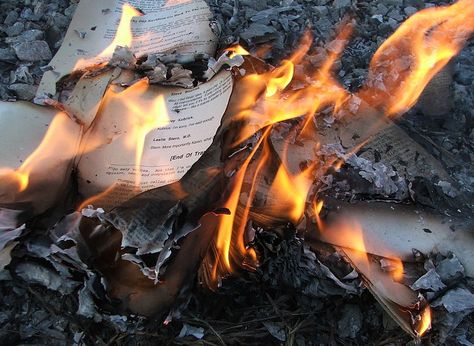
[313,200,324,230]
[417,306,432,337]
[390,258,405,282]
[265,60,295,97]
[268,164,314,223]
[226,45,250,59]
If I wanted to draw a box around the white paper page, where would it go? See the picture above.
[77,70,232,210]
[0,102,56,168]
[38,0,217,97]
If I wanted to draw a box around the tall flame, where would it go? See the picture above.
[204,28,350,283]
[206,0,474,287]
[0,2,468,336]
[361,0,474,115]
[77,80,170,210]
[74,3,141,71]
[99,4,141,58]
[120,81,170,186]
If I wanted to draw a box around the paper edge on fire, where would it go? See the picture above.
[339,246,422,338]
[319,201,474,278]
[0,101,83,213]
[37,0,218,98]
[76,70,233,210]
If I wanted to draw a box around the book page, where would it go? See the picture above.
[0,102,82,213]
[77,70,233,210]
[358,124,450,181]
[37,0,217,97]
[0,102,56,169]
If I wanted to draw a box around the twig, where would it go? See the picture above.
[191,316,227,346]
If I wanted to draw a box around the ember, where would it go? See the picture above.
[0,0,473,344]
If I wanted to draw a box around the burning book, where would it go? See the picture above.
[0,0,474,343]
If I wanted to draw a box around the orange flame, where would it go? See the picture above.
[0,112,80,194]
[226,45,250,59]
[211,129,268,277]
[417,306,432,337]
[362,0,474,115]
[265,60,295,97]
[204,28,352,284]
[318,217,431,337]
[389,258,404,282]
[207,1,474,287]
[313,200,324,230]
[0,169,29,192]
[268,164,314,223]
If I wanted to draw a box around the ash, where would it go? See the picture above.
[1,0,474,345]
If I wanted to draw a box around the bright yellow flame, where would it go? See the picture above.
[99,4,141,58]
[226,45,250,59]
[265,60,295,97]
[73,3,141,71]
[103,80,170,187]
[268,164,314,223]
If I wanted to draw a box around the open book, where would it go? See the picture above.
[0,0,233,214]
